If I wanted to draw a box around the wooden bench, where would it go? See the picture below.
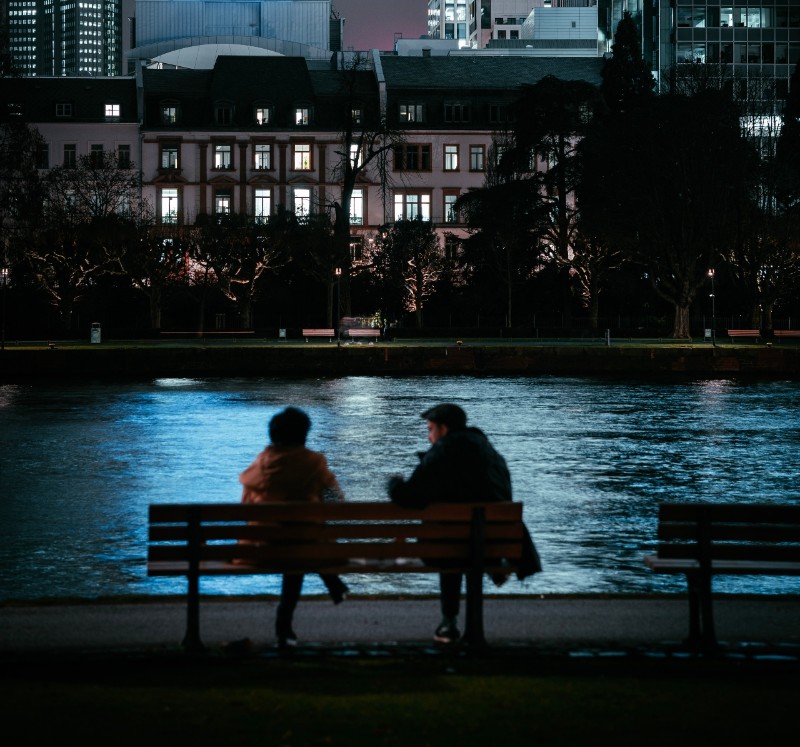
[347,328,381,340]
[773,330,800,341]
[302,328,336,342]
[727,329,760,342]
[645,503,800,650]
[148,501,525,652]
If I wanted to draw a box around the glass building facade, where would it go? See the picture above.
[7,0,122,77]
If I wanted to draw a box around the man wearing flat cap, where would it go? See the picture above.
[388,403,540,644]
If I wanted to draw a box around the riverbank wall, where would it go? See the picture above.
[3,342,800,379]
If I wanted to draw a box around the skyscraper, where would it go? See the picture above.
[7,0,122,77]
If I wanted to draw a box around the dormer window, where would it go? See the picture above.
[161,103,179,125]
[105,103,120,120]
[295,107,311,126]
[56,103,73,118]
[254,106,272,125]
[399,103,424,123]
[215,102,234,125]
[351,106,363,126]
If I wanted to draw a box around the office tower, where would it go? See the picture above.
[6,0,122,77]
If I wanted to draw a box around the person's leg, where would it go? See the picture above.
[320,573,349,604]
[434,572,462,643]
[275,573,304,644]
[440,572,462,619]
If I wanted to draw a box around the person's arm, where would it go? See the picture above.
[387,446,446,507]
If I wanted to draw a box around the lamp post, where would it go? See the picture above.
[708,268,716,347]
[334,267,342,338]
[1,265,9,351]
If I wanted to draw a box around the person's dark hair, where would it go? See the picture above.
[421,403,467,430]
[269,407,311,446]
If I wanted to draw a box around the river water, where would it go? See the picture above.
[1,375,799,601]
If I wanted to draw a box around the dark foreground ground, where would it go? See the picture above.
[3,595,799,746]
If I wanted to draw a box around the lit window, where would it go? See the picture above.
[255,107,271,125]
[349,143,363,168]
[351,107,363,125]
[444,193,460,223]
[393,192,431,221]
[293,143,312,170]
[350,188,364,225]
[161,143,179,169]
[161,188,178,223]
[295,107,310,126]
[254,143,272,170]
[215,190,232,216]
[214,143,232,169]
[105,103,120,118]
[161,105,178,125]
[443,145,459,171]
[254,188,271,223]
[399,103,424,123]
[294,187,312,217]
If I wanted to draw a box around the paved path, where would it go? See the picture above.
[2,595,799,656]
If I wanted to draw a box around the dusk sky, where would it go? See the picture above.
[333,0,429,51]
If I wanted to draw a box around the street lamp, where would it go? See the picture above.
[1,265,9,351]
[708,268,716,347]
[334,267,342,337]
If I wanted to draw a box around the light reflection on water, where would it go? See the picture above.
[1,376,800,601]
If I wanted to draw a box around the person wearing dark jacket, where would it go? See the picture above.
[387,403,541,644]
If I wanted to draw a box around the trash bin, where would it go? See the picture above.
[90,323,101,344]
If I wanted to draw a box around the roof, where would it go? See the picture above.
[379,55,605,91]
[0,77,138,123]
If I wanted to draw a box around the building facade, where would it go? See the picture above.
[2,52,603,249]
[6,0,123,76]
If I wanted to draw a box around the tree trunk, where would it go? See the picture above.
[672,303,691,338]
[148,287,162,330]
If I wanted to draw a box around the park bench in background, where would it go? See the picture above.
[726,329,760,342]
[645,503,800,650]
[148,501,525,652]
[302,328,336,342]
[347,328,381,340]
[773,330,800,342]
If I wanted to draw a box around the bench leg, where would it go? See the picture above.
[182,573,205,653]
[463,568,487,650]
[686,572,717,652]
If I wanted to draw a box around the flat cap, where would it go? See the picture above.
[421,403,467,430]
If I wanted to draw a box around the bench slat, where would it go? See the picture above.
[148,501,522,523]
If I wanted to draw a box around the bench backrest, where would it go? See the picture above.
[655,503,800,565]
[148,501,524,575]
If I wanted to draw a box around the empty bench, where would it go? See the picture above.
[347,328,381,340]
[773,330,800,341]
[645,503,800,649]
[148,501,526,651]
[302,328,336,342]
[727,329,760,342]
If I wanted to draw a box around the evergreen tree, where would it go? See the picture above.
[775,63,800,209]
[601,12,655,113]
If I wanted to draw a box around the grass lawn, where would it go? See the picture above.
[3,650,797,746]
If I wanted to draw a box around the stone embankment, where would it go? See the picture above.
[2,342,800,379]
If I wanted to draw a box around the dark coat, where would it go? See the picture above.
[388,427,541,579]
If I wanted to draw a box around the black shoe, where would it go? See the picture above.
[433,620,461,645]
[331,583,349,605]
[277,631,298,651]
